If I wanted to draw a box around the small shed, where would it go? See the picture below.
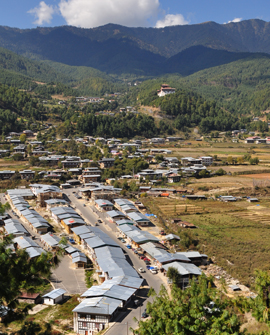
[43,288,66,305]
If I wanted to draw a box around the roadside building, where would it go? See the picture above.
[95,199,114,212]
[73,296,120,334]
[43,288,66,305]
[128,212,151,226]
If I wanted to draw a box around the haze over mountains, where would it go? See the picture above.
[1,19,270,76]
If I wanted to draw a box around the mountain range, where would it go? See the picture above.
[1,19,270,76]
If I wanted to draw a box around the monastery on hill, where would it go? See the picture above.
[157,84,176,97]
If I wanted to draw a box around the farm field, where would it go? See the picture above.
[142,196,270,287]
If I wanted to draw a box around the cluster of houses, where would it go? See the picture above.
[244,136,270,144]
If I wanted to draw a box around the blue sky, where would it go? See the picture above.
[1,0,269,29]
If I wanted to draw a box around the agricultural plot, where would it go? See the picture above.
[142,196,270,287]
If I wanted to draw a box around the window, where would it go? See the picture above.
[91,315,95,320]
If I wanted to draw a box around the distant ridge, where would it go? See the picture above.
[0,19,270,76]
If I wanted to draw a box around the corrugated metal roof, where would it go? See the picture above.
[95,246,125,260]
[14,236,39,249]
[162,262,202,276]
[43,288,66,299]
[41,233,60,247]
[109,276,143,289]
[82,283,135,301]
[26,247,45,259]
[128,212,150,222]
[72,296,120,315]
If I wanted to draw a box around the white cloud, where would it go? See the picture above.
[28,1,55,25]
[225,17,243,24]
[58,0,160,28]
[155,14,189,28]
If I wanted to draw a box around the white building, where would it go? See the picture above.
[157,84,176,97]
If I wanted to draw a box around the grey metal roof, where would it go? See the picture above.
[176,251,205,259]
[4,222,28,235]
[107,210,125,218]
[82,283,136,301]
[128,212,150,222]
[118,224,139,234]
[95,199,114,207]
[114,199,134,207]
[62,217,85,226]
[65,246,80,254]
[72,296,120,315]
[7,189,34,197]
[14,236,39,249]
[164,234,180,241]
[71,225,92,236]
[25,247,45,259]
[41,233,60,247]
[115,219,134,226]
[43,288,66,299]
[162,262,202,276]
[108,276,144,289]
[96,257,139,278]
[72,252,87,263]
[95,246,125,260]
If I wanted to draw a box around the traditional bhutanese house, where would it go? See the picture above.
[162,262,202,287]
[127,212,150,227]
[43,288,66,305]
[106,210,126,223]
[82,175,101,183]
[95,199,114,212]
[71,251,88,268]
[176,251,208,266]
[81,282,136,308]
[40,233,61,251]
[184,195,207,200]
[4,219,29,236]
[73,296,121,334]
[115,219,134,226]
[61,217,85,234]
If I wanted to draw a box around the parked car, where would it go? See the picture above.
[97,219,102,224]
[143,257,150,262]
[141,309,148,318]
[120,238,126,243]
[83,204,86,207]
[134,299,140,307]
[150,269,158,274]
[138,267,145,273]
[69,238,75,244]
[133,249,138,254]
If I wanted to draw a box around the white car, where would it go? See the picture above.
[138,267,145,273]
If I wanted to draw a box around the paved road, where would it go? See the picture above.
[50,255,87,294]
[62,188,167,335]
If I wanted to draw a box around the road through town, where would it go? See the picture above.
[63,188,167,335]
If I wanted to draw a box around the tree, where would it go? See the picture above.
[19,134,27,144]
[237,156,244,165]
[132,275,242,335]
[0,236,61,324]
[167,267,180,285]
